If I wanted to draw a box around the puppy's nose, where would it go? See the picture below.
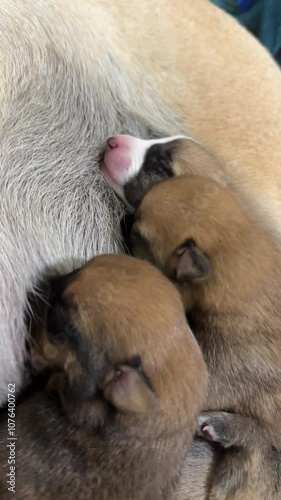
[106,137,119,150]
[105,135,134,152]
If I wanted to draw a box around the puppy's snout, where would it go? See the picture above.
[101,135,154,206]
[102,135,137,184]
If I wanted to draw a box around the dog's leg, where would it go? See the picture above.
[197,411,276,500]
[198,411,267,449]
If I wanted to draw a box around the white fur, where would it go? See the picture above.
[0,1,184,404]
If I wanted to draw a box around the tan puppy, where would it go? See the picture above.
[131,175,281,443]
[129,175,281,496]
[0,254,206,500]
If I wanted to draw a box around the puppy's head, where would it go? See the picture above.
[33,254,206,437]
[131,175,269,313]
[101,134,225,208]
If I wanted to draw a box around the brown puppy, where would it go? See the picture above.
[130,175,281,497]
[0,254,206,500]
[131,174,281,440]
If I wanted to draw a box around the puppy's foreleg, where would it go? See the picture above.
[198,411,267,449]
[197,411,271,500]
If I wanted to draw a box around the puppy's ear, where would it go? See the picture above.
[175,239,211,282]
[103,365,157,415]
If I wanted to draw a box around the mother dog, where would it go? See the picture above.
[1,0,281,404]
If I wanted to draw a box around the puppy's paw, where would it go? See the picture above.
[197,411,236,448]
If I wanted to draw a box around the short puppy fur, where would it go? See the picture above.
[196,411,281,500]
[130,175,281,442]
[0,254,206,500]
[129,175,281,497]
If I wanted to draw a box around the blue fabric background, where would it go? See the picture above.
[212,0,281,64]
